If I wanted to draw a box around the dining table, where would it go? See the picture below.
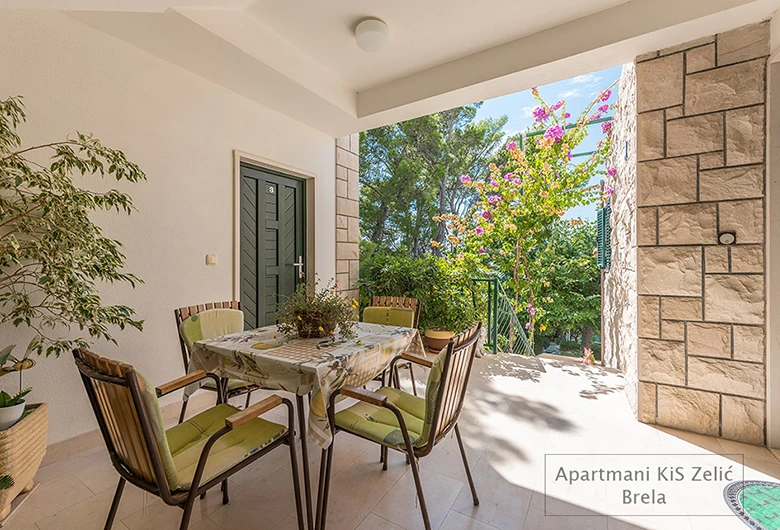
[185,321,425,530]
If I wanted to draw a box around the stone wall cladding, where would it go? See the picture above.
[634,21,768,445]
[335,134,360,301]
[603,63,639,413]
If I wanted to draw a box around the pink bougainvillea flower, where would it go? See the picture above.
[529,307,536,316]
[601,120,613,134]
[590,113,602,122]
[543,125,565,143]
[525,322,531,329]
[564,112,571,119]
[488,195,502,204]
[598,104,609,113]
[566,150,573,161]
[551,100,564,111]
[605,186,615,195]
[600,89,612,102]
[607,167,617,177]
[503,172,514,180]
[490,179,499,188]
[505,141,518,150]
[475,226,484,235]
[458,253,464,259]
[460,174,471,184]
[478,247,486,254]
[512,178,522,185]
[532,106,549,122]
[481,210,493,221]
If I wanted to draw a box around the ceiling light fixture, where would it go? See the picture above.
[355,18,389,52]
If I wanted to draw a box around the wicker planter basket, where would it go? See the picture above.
[0,403,48,520]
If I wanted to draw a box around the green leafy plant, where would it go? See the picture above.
[277,279,358,340]
[0,475,13,491]
[0,388,30,408]
[358,248,478,333]
[0,95,145,360]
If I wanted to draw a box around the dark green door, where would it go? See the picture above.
[240,164,305,329]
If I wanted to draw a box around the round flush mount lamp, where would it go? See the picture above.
[355,18,389,52]
[718,231,736,245]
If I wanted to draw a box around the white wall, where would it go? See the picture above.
[0,10,336,444]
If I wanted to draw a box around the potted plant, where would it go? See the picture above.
[0,95,145,520]
[277,279,357,340]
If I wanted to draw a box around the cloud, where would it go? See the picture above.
[557,88,582,99]
[570,73,602,86]
[520,106,536,119]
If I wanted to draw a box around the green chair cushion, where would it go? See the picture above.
[201,378,253,392]
[166,403,286,490]
[136,372,180,490]
[362,306,389,325]
[334,387,426,449]
[363,306,415,328]
[179,309,244,352]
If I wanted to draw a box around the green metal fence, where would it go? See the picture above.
[472,278,533,356]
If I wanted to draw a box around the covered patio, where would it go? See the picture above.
[6,355,780,530]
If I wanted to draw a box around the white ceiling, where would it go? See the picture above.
[3,0,779,135]
[247,0,629,91]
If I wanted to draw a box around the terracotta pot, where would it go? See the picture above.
[0,403,48,521]
[424,328,454,353]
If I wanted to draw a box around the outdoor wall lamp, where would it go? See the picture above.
[718,231,736,245]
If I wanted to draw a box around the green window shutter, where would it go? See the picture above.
[597,204,612,270]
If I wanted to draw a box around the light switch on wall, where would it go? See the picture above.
[205,254,217,266]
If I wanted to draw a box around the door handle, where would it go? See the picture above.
[293,256,304,280]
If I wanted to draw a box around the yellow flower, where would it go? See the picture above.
[318,326,324,332]
[430,240,440,248]
[540,323,548,332]
[297,315,302,321]
[543,281,550,287]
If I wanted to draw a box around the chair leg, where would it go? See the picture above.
[408,364,417,396]
[179,489,198,530]
[288,433,305,530]
[406,450,431,530]
[221,479,229,505]
[245,391,252,409]
[381,446,388,471]
[455,424,479,506]
[103,478,125,530]
[315,448,328,530]
[178,399,188,424]
[379,445,384,464]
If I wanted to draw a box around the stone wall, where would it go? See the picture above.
[603,63,639,414]
[634,21,768,445]
[335,134,360,300]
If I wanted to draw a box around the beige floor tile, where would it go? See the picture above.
[2,474,95,530]
[607,514,693,530]
[73,457,123,495]
[718,438,778,464]
[417,431,485,484]
[371,466,464,530]
[440,510,502,530]
[525,507,607,530]
[317,461,395,530]
[34,445,108,485]
[355,513,405,530]
[35,483,145,530]
[687,515,749,530]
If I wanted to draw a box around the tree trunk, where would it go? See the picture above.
[582,326,593,351]
[371,203,389,243]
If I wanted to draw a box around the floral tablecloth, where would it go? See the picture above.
[187,322,425,448]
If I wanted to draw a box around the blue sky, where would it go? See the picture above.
[474,65,624,220]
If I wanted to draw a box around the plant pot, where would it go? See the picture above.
[295,311,335,339]
[0,403,48,521]
[0,402,25,431]
[424,328,454,354]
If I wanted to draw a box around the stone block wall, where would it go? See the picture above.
[634,21,768,445]
[603,62,639,414]
[335,134,360,300]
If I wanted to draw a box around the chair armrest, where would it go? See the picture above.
[225,395,283,429]
[156,370,210,397]
[401,352,433,368]
[340,385,387,407]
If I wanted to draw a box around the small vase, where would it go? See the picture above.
[425,329,454,354]
[0,401,25,431]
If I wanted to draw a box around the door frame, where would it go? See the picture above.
[232,150,315,301]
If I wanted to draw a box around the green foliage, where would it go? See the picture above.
[276,279,358,340]
[0,95,145,358]
[0,475,13,490]
[360,103,507,256]
[358,245,478,333]
[0,387,31,408]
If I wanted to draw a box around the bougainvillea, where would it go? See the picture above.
[436,84,615,346]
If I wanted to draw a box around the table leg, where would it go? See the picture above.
[296,394,314,530]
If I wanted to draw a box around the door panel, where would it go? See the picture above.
[240,164,305,329]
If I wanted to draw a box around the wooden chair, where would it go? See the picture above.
[73,348,304,530]
[370,296,421,396]
[316,323,482,530]
[174,301,260,423]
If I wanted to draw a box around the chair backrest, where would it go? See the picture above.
[174,301,241,369]
[363,306,416,328]
[419,322,482,453]
[72,348,179,494]
[371,296,421,328]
